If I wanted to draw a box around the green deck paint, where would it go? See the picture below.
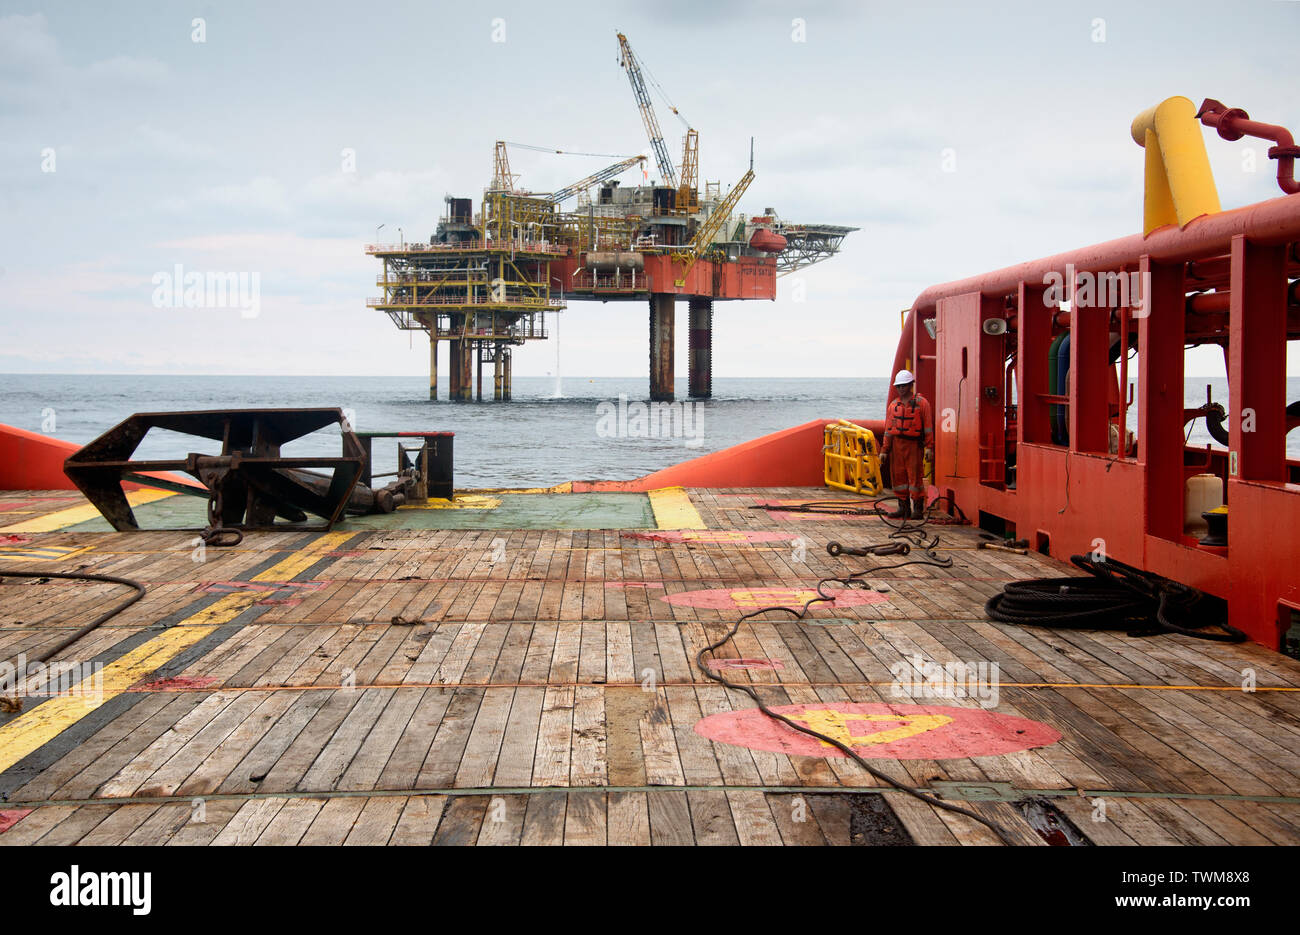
[65,492,656,533]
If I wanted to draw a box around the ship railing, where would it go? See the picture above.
[382,309,550,340]
[377,272,492,284]
[365,240,568,255]
[569,271,644,292]
[368,296,565,308]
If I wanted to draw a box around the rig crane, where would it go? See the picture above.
[488,142,645,204]
[545,154,647,204]
[616,33,683,191]
[490,141,514,192]
[671,141,756,286]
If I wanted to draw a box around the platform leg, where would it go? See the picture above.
[688,297,712,399]
[649,293,675,402]
[428,335,438,401]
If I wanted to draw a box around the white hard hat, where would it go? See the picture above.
[893,369,915,386]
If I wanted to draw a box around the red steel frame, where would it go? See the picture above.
[894,192,1300,648]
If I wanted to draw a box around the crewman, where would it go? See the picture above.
[880,370,933,519]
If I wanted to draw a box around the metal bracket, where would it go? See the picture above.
[928,780,1022,802]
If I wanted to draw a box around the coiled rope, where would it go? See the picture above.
[985,553,1246,642]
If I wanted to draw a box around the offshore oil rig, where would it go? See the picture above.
[365,33,856,401]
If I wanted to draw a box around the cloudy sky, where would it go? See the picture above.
[1,0,1296,378]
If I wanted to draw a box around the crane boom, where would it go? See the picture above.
[617,33,677,189]
[490,140,513,192]
[672,165,756,286]
[545,155,646,204]
[677,129,700,214]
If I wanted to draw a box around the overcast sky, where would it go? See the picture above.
[1,0,1296,378]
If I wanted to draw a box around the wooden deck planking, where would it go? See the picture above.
[2,487,1299,845]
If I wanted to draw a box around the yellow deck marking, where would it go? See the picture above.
[790,710,954,748]
[0,545,94,563]
[730,588,819,607]
[250,530,356,582]
[0,489,175,533]
[0,592,257,773]
[648,486,705,530]
[476,482,573,494]
[0,530,356,772]
[402,494,502,511]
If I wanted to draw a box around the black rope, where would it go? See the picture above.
[0,570,147,696]
[700,496,1016,844]
[985,553,1246,642]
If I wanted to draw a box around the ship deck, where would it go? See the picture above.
[1,485,1299,846]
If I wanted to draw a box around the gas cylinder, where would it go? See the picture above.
[1184,473,1224,535]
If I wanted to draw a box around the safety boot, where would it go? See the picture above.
[912,498,926,520]
[886,500,910,519]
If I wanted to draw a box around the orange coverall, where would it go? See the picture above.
[882,394,934,502]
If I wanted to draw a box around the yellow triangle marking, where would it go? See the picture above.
[788,709,954,748]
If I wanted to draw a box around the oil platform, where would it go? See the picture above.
[366,33,856,401]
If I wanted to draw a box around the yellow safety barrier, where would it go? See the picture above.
[823,420,884,495]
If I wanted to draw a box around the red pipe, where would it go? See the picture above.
[1187,291,1231,314]
[1197,99,1300,196]
[910,191,1300,313]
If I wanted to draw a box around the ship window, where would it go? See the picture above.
[1124,347,1140,460]
[1184,345,1228,453]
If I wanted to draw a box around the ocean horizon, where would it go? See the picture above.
[2,374,1296,487]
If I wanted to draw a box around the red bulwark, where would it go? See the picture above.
[575,418,885,492]
[0,423,205,493]
[902,189,1300,648]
